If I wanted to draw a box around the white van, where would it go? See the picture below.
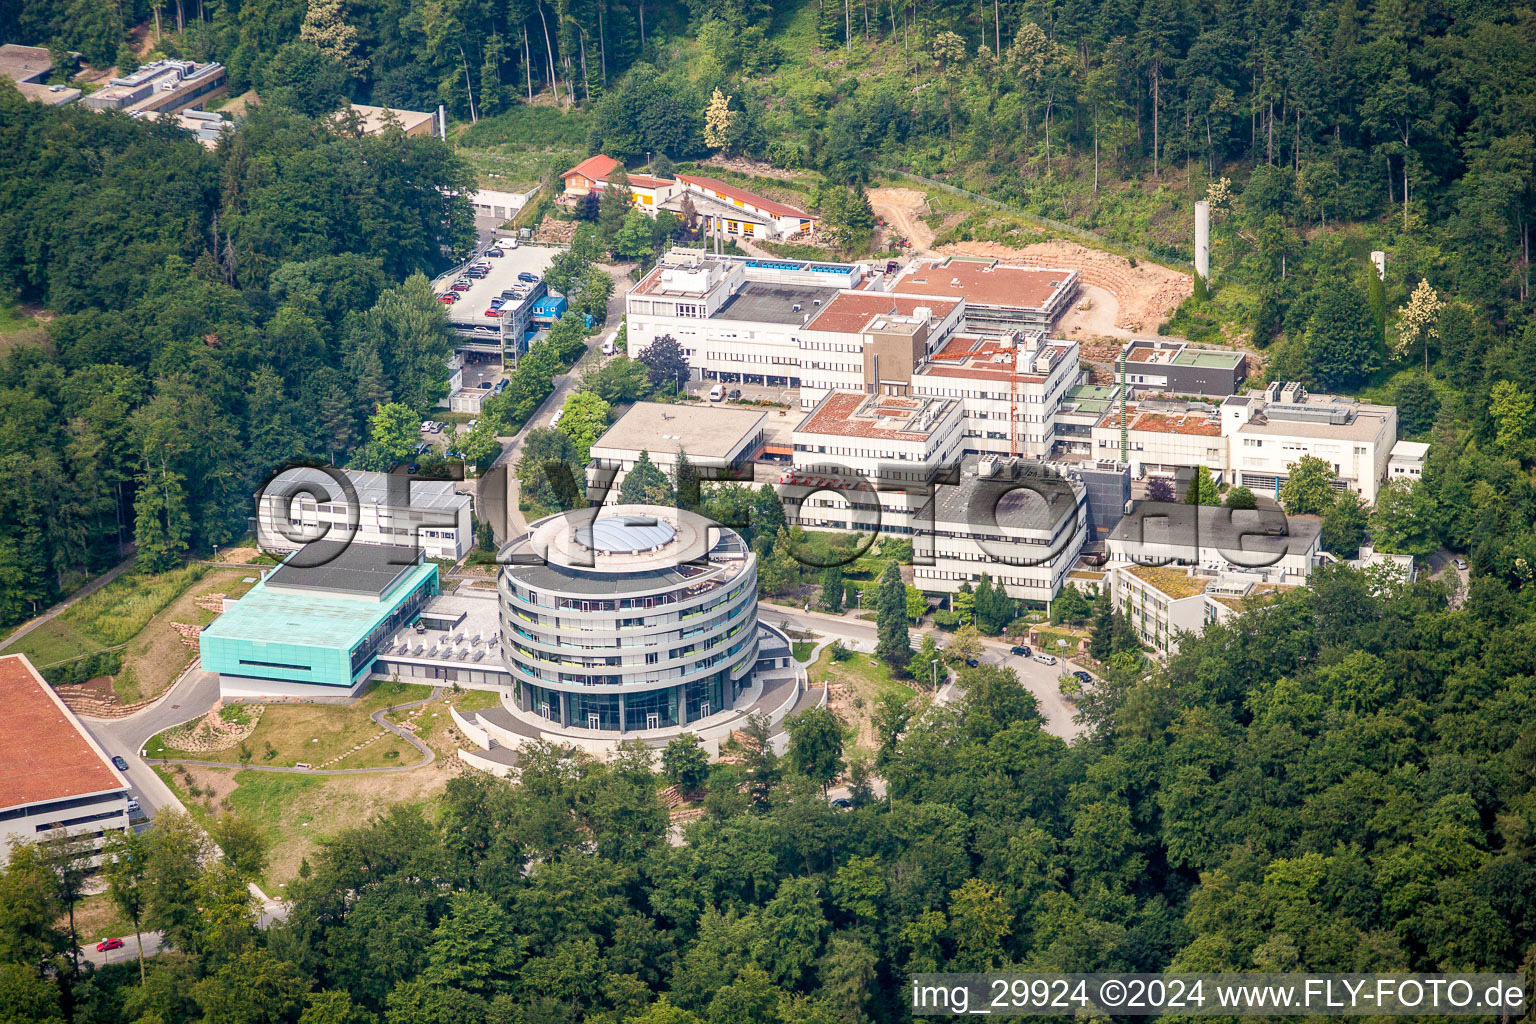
[708,384,724,402]
[551,408,565,428]
[601,338,615,356]
[495,237,518,250]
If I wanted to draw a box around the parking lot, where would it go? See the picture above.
[435,242,560,328]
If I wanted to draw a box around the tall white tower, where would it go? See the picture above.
[1194,200,1211,283]
[1371,250,1386,281]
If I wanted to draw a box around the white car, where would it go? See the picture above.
[708,384,724,401]
[1033,653,1058,666]
[551,408,564,428]
[496,237,518,250]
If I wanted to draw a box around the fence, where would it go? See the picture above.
[879,168,1189,272]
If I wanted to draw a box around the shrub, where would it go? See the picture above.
[932,609,962,630]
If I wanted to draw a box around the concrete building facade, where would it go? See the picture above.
[2,654,130,866]
[256,468,474,561]
[200,543,440,700]
[498,506,760,732]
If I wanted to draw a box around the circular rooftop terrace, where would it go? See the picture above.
[526,505,715,572]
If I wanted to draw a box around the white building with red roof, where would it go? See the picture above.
[0,654,131,866]
[665,174,819,240]
[559,154,679,211]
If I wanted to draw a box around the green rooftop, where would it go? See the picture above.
[1172,349,1244,368]
[200,563,435,648]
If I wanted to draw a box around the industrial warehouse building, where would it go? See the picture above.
[1,654,130,867]
[587,402,768,500]
[199,542,439,700]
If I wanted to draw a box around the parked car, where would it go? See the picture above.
[406,464,419,474]
[1010,645,1031,657]
[420,420,432,431]
[708,384,724,401]
[493,380,508,394]
[830,798,852,809]
[111,755,129,771]
[517,271,539,283]
[497,237,518,250]
[473,261,491,271]
[450,280,472,291]
[1073,670,1093,683]
[414,442,430,455]
[485,247,504,257]
[96,938,124,953]
[478,381,493,389]
[1033,653,1058,666]
[484,307,504,317]
[1455,557,1468,570]
[437,293,458,303]
[126,798,140,814]
[964,657,980,668]
[727,388,742,400]
[551,408,564,428]
[467,419,478,429]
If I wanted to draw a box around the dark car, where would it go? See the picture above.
[111,755,129,771]
[517,271,538,283]
[1010,645,1031,657]
[1073,670,1094,683]
[964,658,980,668]
[830,798,852,809]
[485,248,504,257]
[728,389,742,400]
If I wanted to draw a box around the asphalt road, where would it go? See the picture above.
[765,606,1086,741]
[80,931,164,968]
[81,665,220,819]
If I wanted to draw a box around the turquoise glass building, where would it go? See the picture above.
[200,542,439,700]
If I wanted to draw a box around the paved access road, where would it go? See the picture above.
[766,605,1086,742]
[80,931,164,968]
[81,666,220,819]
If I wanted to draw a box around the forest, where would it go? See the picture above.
[6,558,1536,1024]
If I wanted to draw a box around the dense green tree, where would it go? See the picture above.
[819,564,844,611]
[1224,485,1258,510]
[1278,455,1338,515]
[1305,278,1382,391]
[516,427,586,516]
[662,733,711,794]
[638,335,690,395]
[874,560,911,674]
[1370,479,1438,556]
[1322,492,1370,558]
[1184,465,1220,506]
[618,450,676,506]
[784,705,845,794]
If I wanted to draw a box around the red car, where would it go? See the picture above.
[450,281,472,291]
[96,938,124,952]
[484,308,503,317]
[437,293,458,304]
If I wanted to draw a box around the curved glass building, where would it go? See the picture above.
[498,505,760,733]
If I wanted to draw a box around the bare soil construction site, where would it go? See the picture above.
[868,187,1193,339]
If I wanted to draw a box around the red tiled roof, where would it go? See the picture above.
[892,258,1074,309]
[564,154,619,182]
[625,174,674,189]
[916,334,1061,384]
[676,174,813,220]
[805,292,960,334]
[0,654,125,811]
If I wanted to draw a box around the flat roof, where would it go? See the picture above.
[1126,339,1245,369]
[591,402,766,460]
[0,654,126,812]
[797,390,957,442]
[715,280,841,325]
[805,292,960,334]
[345,103,436,133]
[892,257,1074,310]
[0,44,54,84]
[1110,501,1322,556]
[933,458,1081,533]
[264,467,470,512]
[202,560,437,649]
[265,541,426,597]
[1098,402,1223,437]
[1391,440,1430,459]
[921,333,1070,384]
[1063,384,1120,416]
[1240,406,1393,442]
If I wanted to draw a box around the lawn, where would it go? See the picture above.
[64,893,134,946]
[155,762,453,892]
[810,648,917,757]
[148,679,432,768]
[151,686,503,889]
[791,641,815,662]
[1033,628,1085,653]
[10,565,261,702]
[0,301,45,355]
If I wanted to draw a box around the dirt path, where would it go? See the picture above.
[0,552,136,654]
[940,239,1191,335]
[868,187,936,253]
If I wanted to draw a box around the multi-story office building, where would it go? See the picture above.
[783,391,965,536]
[1222,383,1398,502]
[1116,339,1248,397]
[886,256,1080,333]
[2,654,131,866]
[498,506,760,733]
[200,542,440,700]
[256,468,474,562]
[83,59,227,115]
[587,402,767,501]
[914,455,1090,602]
[1107,563,1295,657]
[1106,501,1323,585]
[911,331,1081,458]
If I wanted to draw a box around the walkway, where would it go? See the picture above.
[146,688,443,776]
[0,551,136,653]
